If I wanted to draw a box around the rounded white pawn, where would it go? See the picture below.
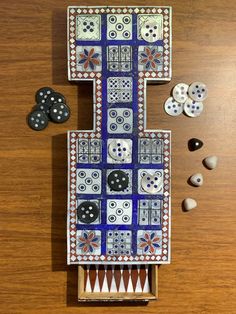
[188,82,208,102]
[164,97,183,116]
[172,83,189,103]
[189,173,203,187]
[204,156,218,170]
[183,198,197,211]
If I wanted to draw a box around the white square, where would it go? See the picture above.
[76,230,101,255]
[107,138,132,164]
[76,15,101,40]
[76,169,102,194]
[137,14,163,40]
[106,230,132,255]
[107,108,133,134]
[138,169,163,195]
[107,77,133,103]
[107,14,132,40]
[107,199,132,225]
[76,46,102,72]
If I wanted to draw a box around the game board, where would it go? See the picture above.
[67,6,172,267]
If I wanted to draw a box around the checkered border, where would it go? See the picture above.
[68,6,172,81]
[67,130,171,264]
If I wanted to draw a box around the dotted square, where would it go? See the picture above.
[76,15,101,40]
[107,14,132,40]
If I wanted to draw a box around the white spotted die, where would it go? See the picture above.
[188,82,208,102]
[164,97,183,116]
[184,98,204,117]
[172,83,189,103]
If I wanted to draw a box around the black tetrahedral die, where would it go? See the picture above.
[67,6,172,265]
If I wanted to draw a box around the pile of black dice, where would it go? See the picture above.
[28,87,70,131]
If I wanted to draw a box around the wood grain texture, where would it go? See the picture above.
[0,0,236,313]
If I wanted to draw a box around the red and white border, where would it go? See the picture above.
[67,130,171,264]
[67,6,172,81]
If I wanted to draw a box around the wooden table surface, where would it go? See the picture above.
[0,0,236,313]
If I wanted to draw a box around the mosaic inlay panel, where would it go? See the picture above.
[67,6,172,264]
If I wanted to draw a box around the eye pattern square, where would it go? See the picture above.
[76,230,101,255]
[138,199,162,225]
[137,230,162,255]
[138,138,163,164]
[107,77,132,103]
[76,15,101,40]
[76,46,102,72]
[107,199,132,225]
[106,230,132,255]
[76,169,102,194]
[107,45,132,72]
[107,108,133,134]
[138,46,163,72]
[77,139,102,164]
[107,14,132,40]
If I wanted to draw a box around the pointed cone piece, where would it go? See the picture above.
[189,173,203,187]
[183,198,197,211]
[188,138,203,151]
[204,155,218,170]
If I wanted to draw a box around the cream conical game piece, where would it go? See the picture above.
[190,173,203,187]
[183,198,197,211]
[204,156,218,170]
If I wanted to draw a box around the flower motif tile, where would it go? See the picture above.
[137,230,162,255]
[76,230,101,255]
[76,15,101,40]
[138,46,163,72]
[76,46,102,72]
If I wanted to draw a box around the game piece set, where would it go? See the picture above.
[28,87,70,131]
[182,139,218,212]
[67,6,172,301]
[164,82,208,117]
